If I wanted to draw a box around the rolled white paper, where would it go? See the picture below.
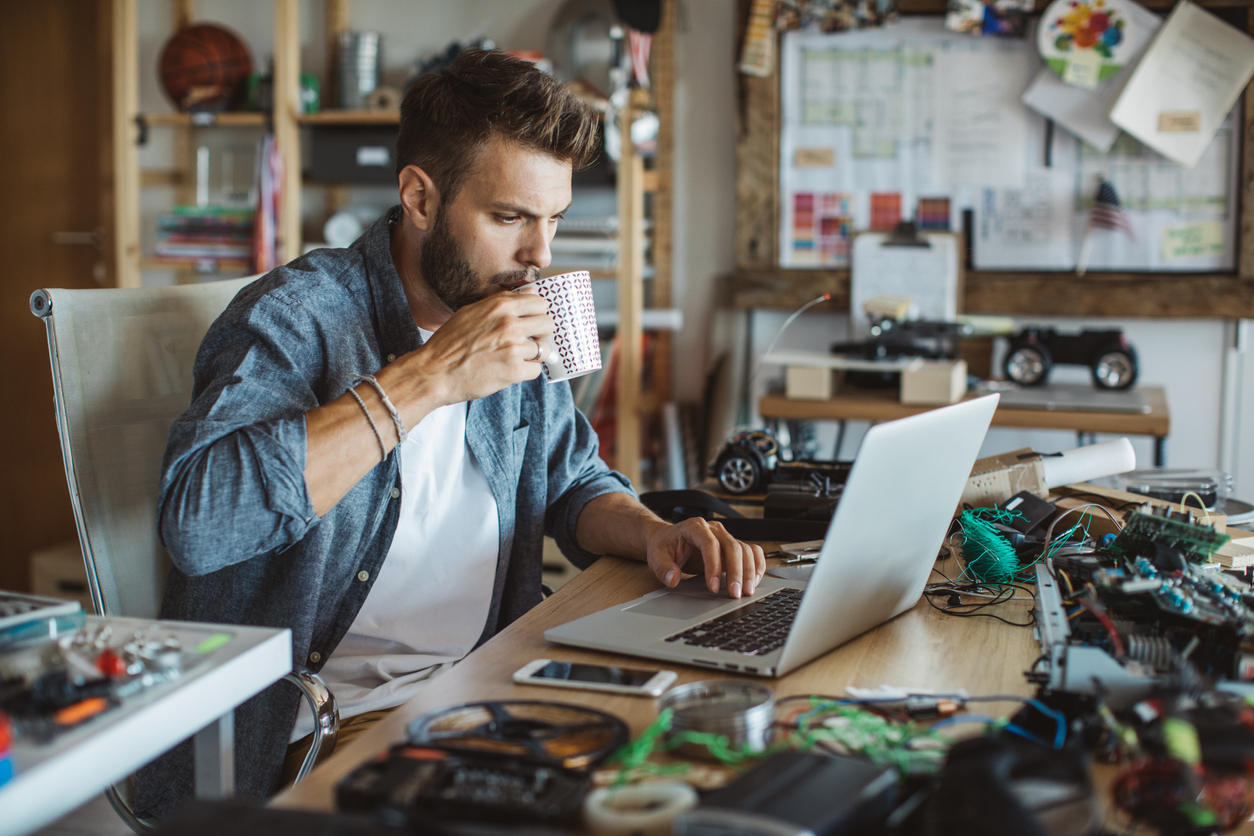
[1042,437,1137,489]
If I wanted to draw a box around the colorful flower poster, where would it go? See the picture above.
[1039,0,1144,88]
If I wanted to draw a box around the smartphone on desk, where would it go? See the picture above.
[513,659,677,697]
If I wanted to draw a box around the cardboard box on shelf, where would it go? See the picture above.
[901,359,967,406]
[785,365,835,400]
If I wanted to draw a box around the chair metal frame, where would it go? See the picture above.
[31,282,338,832]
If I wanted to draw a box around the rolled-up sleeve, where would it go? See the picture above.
[157,288,324,577]
[541,385,635,569]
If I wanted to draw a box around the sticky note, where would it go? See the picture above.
[1062,49,1102,89]
[1158,111,1201,132]
[793,148,835,168]
[1162,221,1224,260]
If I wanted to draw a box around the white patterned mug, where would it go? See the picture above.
[528,271,601,384]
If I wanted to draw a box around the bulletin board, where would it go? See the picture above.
[731,0,1254,319]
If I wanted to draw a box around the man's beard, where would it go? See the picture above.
[419,210,537,312]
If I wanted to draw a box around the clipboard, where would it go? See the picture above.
[850,224,964,340]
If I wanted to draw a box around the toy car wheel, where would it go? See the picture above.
[1092,349,1138,390]
[716,452,762,495]
[1004,344,1052,387]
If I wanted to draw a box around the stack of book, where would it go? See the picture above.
[154,206,254,266]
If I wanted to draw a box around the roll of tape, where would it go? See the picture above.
[583,781,699,836]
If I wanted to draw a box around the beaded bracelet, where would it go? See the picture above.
[346,385,387,462]
[351,374,408,445]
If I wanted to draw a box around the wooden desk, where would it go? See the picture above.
[274,554,1036,812]
[760,386,1171,466]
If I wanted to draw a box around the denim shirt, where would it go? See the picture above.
[135,207,633,816]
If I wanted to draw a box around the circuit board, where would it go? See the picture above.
[1105,506,1230,564]
[1033,505,1254,707]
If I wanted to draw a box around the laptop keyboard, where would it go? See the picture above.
[664,588,803,656]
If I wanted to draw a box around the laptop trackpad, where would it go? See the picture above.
[626,591,727,620]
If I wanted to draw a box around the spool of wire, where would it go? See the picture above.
[658,680,775,759]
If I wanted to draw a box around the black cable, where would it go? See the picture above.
[922,590,1036,626]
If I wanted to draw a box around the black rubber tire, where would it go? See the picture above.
[1004,343,1052,387]
[716,452,762,495]
[1091,348,1138,390]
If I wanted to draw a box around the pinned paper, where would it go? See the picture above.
[1039,0,1144,87]
[1020,0,1160,152]
[794,147,836,167]
[870,192,902,231]
[1110,1,1254,169]
[791,192,853,266]
[1162,221,1225,260]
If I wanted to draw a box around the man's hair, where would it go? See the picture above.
[396,48,601,203]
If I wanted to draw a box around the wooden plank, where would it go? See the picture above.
[651,0,677,406]
[273,0,302,262]
[142,112,267,126]
[617,91,649,487]
[297,109,399,125]
[732,268,849,310]
[140,257,251,271]
[112,0,140,288]
[1243,5,1254,277]
[139,169,185,187]
[734,0,780,272]
[172,0,194,31]
[760,385,1170,436]
[964,272,1254,318]
[732,268,1254,317]
[732,0,1254,318]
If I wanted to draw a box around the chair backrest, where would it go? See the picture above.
[31,277,257,618]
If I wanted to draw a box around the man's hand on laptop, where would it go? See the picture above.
[646,519,766,599]
[575,494,766,599]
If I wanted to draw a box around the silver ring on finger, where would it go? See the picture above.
[532,339,545,362]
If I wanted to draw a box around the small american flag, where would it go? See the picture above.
[1090,178,1135,239]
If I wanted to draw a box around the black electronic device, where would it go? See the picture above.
[309,126,398,185]
[671,751,897,836]
[914,734,1100,836]
[763,481,842,522]
[998,491,1056,536]
[336,746,590,827]
[710,430,851,496]
[337,701,629,826]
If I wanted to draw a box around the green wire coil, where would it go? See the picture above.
[958,510,1022,584]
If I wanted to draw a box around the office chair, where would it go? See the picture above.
[31,278,339,832]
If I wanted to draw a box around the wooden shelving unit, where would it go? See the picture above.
[111,0,675,487]
[297,109,399,125]
[143,112,266,126]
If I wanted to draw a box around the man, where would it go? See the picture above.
[136,49,763,815]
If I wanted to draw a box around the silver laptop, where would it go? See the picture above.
[545,394,999,677]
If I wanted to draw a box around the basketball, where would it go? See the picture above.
[158,24,254,112]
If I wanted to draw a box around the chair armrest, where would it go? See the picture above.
[283,668,340,784]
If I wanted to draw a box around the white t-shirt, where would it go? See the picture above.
[292,332,500,740]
